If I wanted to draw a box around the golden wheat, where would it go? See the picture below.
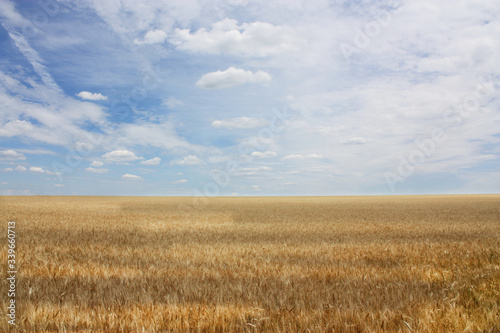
[1,195,499,332]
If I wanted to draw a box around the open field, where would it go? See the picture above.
[1,195,499,332]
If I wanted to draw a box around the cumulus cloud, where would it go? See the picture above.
[0,149,25,161]
[14,165,27,172]
[28,166,60,175]
[91,161,104,167]
[173,179,188,184]
[122,174,143,181]
[211,117,267,129]
[141,157,161,165]
[251,151,277,158]
[171,18,304,57]
[171,155,201,165]
[54,184,64,187]
[102,150,142,164]
[2,168,13,172]
[282,154,323,160]
[196,67,271,89]
[134,30,167,45]
[76,91,108,101]
[85,167,109,174]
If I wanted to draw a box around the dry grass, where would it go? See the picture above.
[1,195,499,332]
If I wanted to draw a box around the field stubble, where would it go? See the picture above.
[0,195,499,332]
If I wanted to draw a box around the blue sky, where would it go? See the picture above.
[0,0,499,196]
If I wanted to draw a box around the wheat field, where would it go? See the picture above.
[0,195,499,332]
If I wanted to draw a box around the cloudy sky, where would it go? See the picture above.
[0,0,499,196]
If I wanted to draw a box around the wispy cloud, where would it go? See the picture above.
[282,154,323,160]
[211,117,267,129]
[86,167,109,174]
[340,137,368,145]
[0,149,25,161]
[171,155,201,166]
[1,22,62,94]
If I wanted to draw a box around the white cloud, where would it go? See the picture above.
[134,29,167,45]
[173,179,188,184]
[102,150,142,164]
[14,165,26,172]
[27,166,59,176]
[76,91,108,101]
[171,155,201,165]
[14,148,58,156]
[211,117,267,129]
[196,67,271,89]
[141,157,161,165]
[0,66,107,149]
[108,121,207,153]
[91,161,104,167]
[239,166,272,172]
[122,173,143,181]
[341,137,368,144]
[251,151,277,158]
[163,96,184,109]
[54,184,64,187]
[2,0,500,195]
[0,149,25,161]
[86,167,109,174]
[0,0,30,27]
[282,154,323,160]
[2,168,13,172]
[172,18,304,57]
[2,23,62,94]
[237,166,272,176]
